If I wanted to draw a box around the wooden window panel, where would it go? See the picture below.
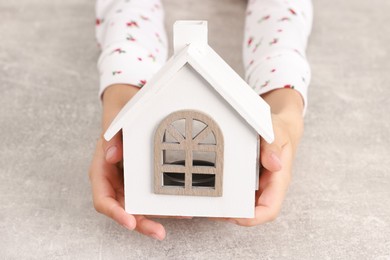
[154,110,224,197]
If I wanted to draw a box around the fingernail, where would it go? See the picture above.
[105,146,117,161]
[271,153,282,168]
[150,233,163,241]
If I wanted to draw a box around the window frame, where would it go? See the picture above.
[154,110,224,197]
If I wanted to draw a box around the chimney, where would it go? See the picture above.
[173,20,208,54]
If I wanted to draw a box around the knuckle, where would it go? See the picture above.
[269,214,278,222]
[93,200,104,214]
[268,209,280,222]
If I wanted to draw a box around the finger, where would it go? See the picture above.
[229,145,293,226]
[148,215,193,219]
[91,172,136,230]
[102,131,123,164]
[210,176,282,226]
[89,140,135,230]
[210,168,284,226]
[260,130,286,172]
[90,168,136,230]
[96,197,137,230]
[101,86,132,164]
[134,215,166,241]
[209,217,234,223]
[230,178,286,226]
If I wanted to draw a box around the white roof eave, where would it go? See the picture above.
[104,43,274,144]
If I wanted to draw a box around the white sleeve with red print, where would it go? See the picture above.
[95,0,167,97]
[96,0,313,111]
[244,0,313,112]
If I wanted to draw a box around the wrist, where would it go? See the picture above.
[261,89,304,149]
[261,88,303,114]
[102,84,140,131]
[102,84,140,107]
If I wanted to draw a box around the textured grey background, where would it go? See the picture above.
[1,0,389,259]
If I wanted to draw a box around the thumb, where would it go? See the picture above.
[260,136,284,172]
[101,84,140,164]
[101,97,124,165]
[102,131,123,164]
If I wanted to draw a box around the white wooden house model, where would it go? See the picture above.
[104,21,274,218]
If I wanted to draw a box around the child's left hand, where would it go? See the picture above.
[217,88,304,226]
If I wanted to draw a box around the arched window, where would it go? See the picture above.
[154,110,224,197]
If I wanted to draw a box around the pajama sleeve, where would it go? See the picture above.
[95,0,168,97]
[244,0,313,112]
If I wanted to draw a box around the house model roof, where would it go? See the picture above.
[104,21,274,144]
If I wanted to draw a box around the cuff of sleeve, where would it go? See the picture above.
[245,50,311,115]
[98,42,165,98]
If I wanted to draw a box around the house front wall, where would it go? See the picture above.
[122,64,259,218]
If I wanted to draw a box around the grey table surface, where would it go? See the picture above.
[1,0,389,259]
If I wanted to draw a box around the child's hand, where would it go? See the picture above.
[220,89,304,226]
[90,85,303,235]
[89,84,167,241]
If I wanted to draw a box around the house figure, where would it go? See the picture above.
[104,21,274,218]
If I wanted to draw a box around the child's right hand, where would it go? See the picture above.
[88,84,167,241]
